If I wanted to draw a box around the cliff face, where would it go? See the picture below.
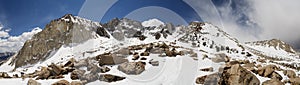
[11,14,109,68]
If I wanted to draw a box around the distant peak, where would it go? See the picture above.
[246,39,296,53]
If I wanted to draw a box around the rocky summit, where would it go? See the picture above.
[0,14,299,85]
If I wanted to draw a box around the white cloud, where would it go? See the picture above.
[0,26,42,53]
[0,25,9,38]
[251,0,300,45]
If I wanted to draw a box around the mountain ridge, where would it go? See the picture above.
[0,14,299,85]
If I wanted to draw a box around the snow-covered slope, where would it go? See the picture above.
[0,15,299,85]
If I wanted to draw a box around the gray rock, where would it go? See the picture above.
[117,61,145,75]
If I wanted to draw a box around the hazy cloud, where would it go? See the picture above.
[251,0,300,47]
[204,0,300,49]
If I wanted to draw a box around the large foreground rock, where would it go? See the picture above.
[219,64,260,85]
[196,63,260,85]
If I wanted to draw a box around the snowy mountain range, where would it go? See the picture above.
[0,14,299,85]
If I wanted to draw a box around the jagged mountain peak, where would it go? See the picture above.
[61,14,74,20]
[10,14,110,68]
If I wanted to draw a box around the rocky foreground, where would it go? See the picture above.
[1,42,299,85]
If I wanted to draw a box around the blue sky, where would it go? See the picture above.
[0,0,223,36]
[0,0,84,36]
